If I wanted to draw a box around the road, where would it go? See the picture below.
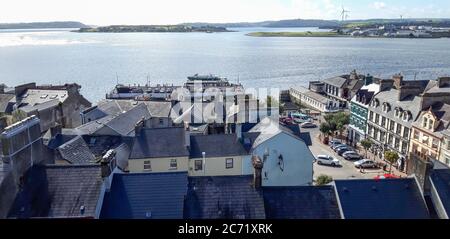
[302,126,385,181]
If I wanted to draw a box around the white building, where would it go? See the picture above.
[242,117,314,186]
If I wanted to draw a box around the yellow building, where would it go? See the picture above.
[128,127,250,176]
[128,127,190,173]
[188,133,248,176]
[410,104,450,164]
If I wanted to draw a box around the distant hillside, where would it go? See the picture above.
[184,19,341,28]
[76,25,231,33]
[0,21,88,29]
[184,18,450,29]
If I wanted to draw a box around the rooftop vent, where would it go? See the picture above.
[343,187,349,192]
[371,186,377,191]
[145,211,152,219]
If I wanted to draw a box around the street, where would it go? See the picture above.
[302,126,386,181]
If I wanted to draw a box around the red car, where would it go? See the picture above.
[374,174,400,180]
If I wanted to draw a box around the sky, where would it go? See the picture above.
[1,0,450,25]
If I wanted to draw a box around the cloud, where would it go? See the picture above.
[372,1,387,10]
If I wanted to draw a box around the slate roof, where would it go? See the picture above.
[19,99,61,113]
[334,178,430,219]
[184,176,265,219]
[370,88,423,128]
[0,93,15,113]
[75,103,151,136]
[249,117,306,148]
[263,186,341,219]
[129,127,189,159]
[8,164,103,218]
[104,103,151,136]
[100,172,188,219]
[45,130,78,149]
[430,169,450,217]
[291,86,329,104]
[145,101,172,117]
[96,99,137,116]
[189,134,248,158]
[57,136,96,164]
[323,76,348,88]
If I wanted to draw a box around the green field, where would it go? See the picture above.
[246,31,342,37]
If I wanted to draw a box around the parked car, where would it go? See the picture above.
[315,155,340,167]
[354,159,377,169]
[337,147,353,156]
[329,140,343,148]
[300,122,317,128]
[342,151,361,161]
[333,144,348,151]
[374,174,400,180]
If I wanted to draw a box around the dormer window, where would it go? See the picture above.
[383,103,390,113]
[423,117,428,128]
[429,119,434,130]
[395,107,403,118]
[402,111,411,121]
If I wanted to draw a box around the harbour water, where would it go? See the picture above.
[1,27,450,103]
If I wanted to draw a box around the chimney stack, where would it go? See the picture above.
[184,129,191,149]
[101,149,116,178]
[252,155,264,189]
[393,74,404,89]
[236,123,242,141]
[134,117,145,136]
[438,77,450,88]
[50,123,62,138]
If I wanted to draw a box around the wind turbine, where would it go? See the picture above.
[341,6,350,22]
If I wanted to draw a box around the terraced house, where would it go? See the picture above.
[367,75,450,171]
[409,78,450,168]
[348,76,382,144]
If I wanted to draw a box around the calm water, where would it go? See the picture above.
[1,27,450,103]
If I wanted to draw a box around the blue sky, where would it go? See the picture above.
[1,0,450,25]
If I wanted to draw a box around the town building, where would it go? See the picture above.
[188,133,249,177]
[128,127,190,173]
[367,75,433,170]
[289,86,338,113]
[410,103,450,166]
[440,130,450,166]
[347,77,383,144]
[10,83,91,132]
[320,70,367,109]
[242,117,314,186]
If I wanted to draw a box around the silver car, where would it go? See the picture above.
[354,159,377,169]
[315,155,340,167]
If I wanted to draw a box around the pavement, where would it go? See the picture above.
[302,126,388,181]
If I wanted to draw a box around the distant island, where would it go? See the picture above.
[76,25,231,33]
[0,21,88,29]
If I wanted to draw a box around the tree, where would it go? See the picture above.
[316,174,333,186]
[384,151,399,173]
[319,123,331,136]
[360,139,373,158]
[323,112,350,141]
